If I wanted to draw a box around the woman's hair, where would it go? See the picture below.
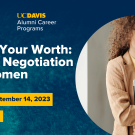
[108,15,135,61]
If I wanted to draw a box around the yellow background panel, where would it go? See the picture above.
[0,93,53,106]
[0,110,3,122]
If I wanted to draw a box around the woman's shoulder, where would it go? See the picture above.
[107,56,124,67]
[107,56,124,75]
[108,56,124,65]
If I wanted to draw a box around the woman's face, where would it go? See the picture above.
[130,29,135,48]
[129,29,135,57]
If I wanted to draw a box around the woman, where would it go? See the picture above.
[106,16,135,135]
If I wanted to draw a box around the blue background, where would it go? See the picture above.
[0,0,134,134]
